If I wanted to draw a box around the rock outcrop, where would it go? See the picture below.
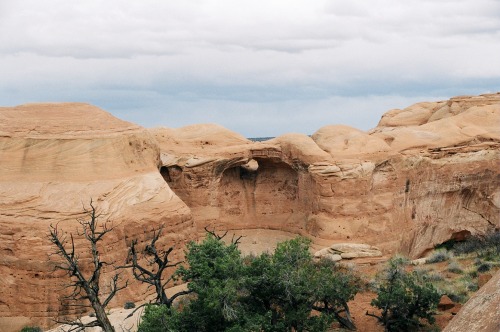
[0,103,194,331]
[443,270,500,332]
[314,243,382,261]
[1,93,499,331]
[152,93,500,258]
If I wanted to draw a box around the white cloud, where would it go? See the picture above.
[0,0,499,136]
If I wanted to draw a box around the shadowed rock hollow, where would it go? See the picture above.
[0,93,499,331]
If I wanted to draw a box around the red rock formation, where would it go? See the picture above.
[443,270,500,332]
[152,93,500,257]
[0,103,194,331]
[1,93,499,331]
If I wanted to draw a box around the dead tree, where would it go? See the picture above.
[49,200,127,332]
[120,226,192,316]
[204,226,243,246]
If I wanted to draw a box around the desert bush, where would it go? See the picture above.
[20,327,42,332]
[453,230,500,260]
[413,268,445,282]
[465,281,479,292]
[466,268,479,278]
[426,250,452,264]
[477,262,491,273]
[368,257,440,331]
[438,279,471,304]
[447,261,463,274]
[124,301,135,309]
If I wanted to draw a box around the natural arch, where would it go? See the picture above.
[217,158,306,231]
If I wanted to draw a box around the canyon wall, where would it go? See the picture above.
[0,103,194,331]
[0,93,498,331]
[152,93,500,257]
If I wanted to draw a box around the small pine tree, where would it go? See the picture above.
[368,256,440,331]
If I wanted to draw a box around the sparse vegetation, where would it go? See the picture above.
[447,261,463,274]
[367,256,440,332]
[452,230,500,261]
[426,250,452,264]
[20,327,43,332]
[124,301,136,309]
[45,212,499,332]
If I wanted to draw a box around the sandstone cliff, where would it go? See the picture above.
[152,93,500,257]
[0,103,194,331]
[1,93,499,331]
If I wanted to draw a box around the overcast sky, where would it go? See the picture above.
[1,0,499,137]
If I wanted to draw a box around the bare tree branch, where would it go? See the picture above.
[120,225,192,309]
[204,226,243,245]
[49,201,125,332]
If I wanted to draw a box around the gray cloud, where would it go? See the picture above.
[0,0,499,137]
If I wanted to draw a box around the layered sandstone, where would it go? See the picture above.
[0,103,194,331]
[1,93,499,331]
[152,93,500,257]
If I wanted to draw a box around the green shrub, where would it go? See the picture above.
[466,281,479,292]
[447,261,463,274]
[124,301,135,309]
[426,250,452,264]
[370,257,440,331]
[139,235,362,332]
[20,327,42,332]
[477,262,491,273]
[467,268,479,278]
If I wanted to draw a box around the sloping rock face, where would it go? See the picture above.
[0,103,194,331]
[443,270,500,332]
[152,93,500,257]
[1,93,498,331]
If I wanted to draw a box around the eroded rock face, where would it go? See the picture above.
[0,103,194,331]
[443,270,500,332]
[152,93,500,258]
[1,93,499,331]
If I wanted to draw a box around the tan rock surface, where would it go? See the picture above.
[0,103,194,332]
[443,270,500,332]
[153,93,500,259]
[1,93,499,331]
[312,124,391,158]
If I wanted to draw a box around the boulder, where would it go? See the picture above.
[331,243,383,259]
[443,270,500,332]
[438,295,456,311]
[314,247,343,262]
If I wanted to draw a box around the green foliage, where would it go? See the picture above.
[19,327,42,332]
[124,301,136,309]
[447,261,463,274]
[452,230,500,260]
[138,305,179,332]
[370,257,440,332]
[477,262,491,273]
[426,250,451,264]
[244,237,359,331]
[139,235,361,332]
